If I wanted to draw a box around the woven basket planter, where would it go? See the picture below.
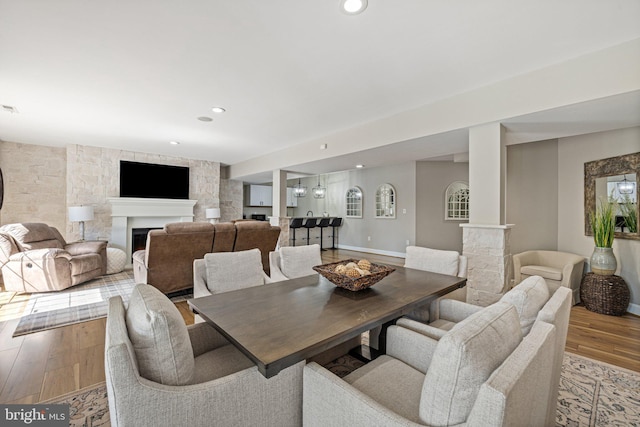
[580,273,630,316]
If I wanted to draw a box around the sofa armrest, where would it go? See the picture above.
[65,240,107,256]
[386,325,438,374]
[9,248,72,262]
[396,318,447,341]
[303,362,421,427]
[439,298,483,323]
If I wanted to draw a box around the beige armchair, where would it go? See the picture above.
[513,250,585,304]
[0,222,107,292]
[304,302,557,426]
[105,284,303,427]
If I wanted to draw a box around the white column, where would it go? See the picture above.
[271,169,290,247]
[462,122,513,306]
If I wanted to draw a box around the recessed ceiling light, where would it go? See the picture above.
[356,164,365,168]
[169,141,180,145]
[340,0,368,15]
[197,116,213,122]
[211,107,226,114]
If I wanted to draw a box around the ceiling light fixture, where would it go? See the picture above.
[617,175,635,195]
[312,176,326,199]
[356,164,364,168]
[169,141,180,145]
[211,107,226,114]
[293,178,307,198]
[340,0,368,15]
[197,116,213,122]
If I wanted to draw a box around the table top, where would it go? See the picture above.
[188,265,466,378]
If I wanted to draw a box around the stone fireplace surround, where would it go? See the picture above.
[107,197,198,265]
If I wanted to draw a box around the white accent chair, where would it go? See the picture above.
[105,284,303,427]
[513,250,585,304]
[268,244,322,282]
[398,278,572,427]
[304,302,557,426]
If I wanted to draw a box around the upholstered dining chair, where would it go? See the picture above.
[268,244,322,282]
[105,284,303,427]
[303,302,557,427]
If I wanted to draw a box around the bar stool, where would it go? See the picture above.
[303,218,317,245]
[329,217,342,249]
[289,218,304,246]
[316,218,331,251]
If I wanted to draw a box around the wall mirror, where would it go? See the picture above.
[584,152,639,240]
[375,183,396,219]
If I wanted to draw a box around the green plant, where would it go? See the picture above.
[590,198,615,248]
[619,194,638,233]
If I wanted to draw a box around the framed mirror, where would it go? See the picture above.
[584,152,639,240]
[375,183,396,219]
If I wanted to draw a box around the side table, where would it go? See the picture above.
[580,273,630,316]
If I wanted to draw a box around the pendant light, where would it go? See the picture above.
[617,175,635,195]
[312,176,326,199]
[293,178,307,198]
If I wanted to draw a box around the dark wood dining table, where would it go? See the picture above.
[188,265,466,378]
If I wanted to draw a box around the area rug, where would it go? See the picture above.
[44,353,639,426]
[558,352,640,426]
[11,271,193,337]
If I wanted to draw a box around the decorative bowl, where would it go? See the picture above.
[312,259,395,291]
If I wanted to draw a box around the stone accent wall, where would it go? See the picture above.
[461,224,513,306]
[220,178,243,222]
[0,141,67,232]
[66,144,221,241]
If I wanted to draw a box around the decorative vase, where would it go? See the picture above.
[590,247,617,276]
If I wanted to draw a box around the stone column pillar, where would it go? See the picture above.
[461,224,513,306]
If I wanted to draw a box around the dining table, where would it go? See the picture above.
[188,264,466,378]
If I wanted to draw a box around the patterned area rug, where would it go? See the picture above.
[44,352,639,426]
[11,271,192,337]
[558,352,640,426]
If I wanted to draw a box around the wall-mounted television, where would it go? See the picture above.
[120,161,189,199]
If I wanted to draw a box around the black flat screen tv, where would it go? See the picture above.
[120,161,189,199]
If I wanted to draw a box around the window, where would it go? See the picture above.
[346,186,363,218]
[375,184,396,218]
[445,181,469,220]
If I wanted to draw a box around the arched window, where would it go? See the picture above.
[375,184,396,219]
[445,181,469,220]
[346,186,363,218]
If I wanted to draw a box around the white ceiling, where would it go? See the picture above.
[1,1,639,182]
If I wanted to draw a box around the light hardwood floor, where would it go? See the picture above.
[0,248,638,404]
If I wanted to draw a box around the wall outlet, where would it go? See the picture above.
[402,208,407,214]
[367,236,371,241]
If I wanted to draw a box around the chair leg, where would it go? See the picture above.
[292,228,296,246]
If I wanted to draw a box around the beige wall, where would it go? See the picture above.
[415,161,469,253]
[0,141,67,232]
[506,139,559,255]
[1,141,224,242]
[558,127,640,309]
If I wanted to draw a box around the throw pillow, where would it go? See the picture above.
[125,284,195,385]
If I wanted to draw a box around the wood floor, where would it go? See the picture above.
[0,248,638,404]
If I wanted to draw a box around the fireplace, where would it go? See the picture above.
[131,227,161,255]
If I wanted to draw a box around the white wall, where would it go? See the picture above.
[558,127,640,309]
[507,139,559,254]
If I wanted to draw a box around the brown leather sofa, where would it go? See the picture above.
[132,220,281,294]
[0,222,107,293]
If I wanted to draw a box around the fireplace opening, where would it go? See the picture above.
[131,227,161,257]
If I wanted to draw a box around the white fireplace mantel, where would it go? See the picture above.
[107,197,198,264]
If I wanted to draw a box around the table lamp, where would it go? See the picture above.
[69,205,94,240]
[206,208,221,224]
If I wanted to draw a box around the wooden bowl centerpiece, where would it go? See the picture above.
[313,259,395,291]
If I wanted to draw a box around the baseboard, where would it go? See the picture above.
[628,303,640,316]
[336,244,406,259]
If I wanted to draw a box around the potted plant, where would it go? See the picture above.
[589,198,616,275]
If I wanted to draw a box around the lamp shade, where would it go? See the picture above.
[68,205,94,222]
[205,208,221,219]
